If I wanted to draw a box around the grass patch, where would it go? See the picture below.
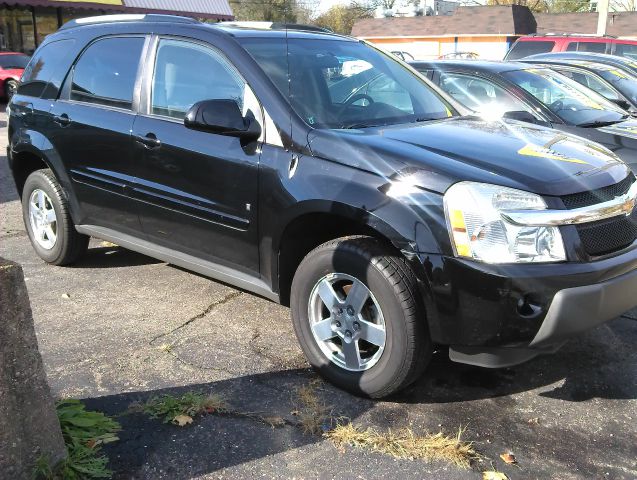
[136,391,229,424]
[325,423,477,469]
[293,380,335,435]
[34,399,121,479]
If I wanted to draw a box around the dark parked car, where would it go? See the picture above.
[8,16,637,398]
[523,52,637,77]
[0,51,29,99]
[413,60,637,172]
[518,58,637,114]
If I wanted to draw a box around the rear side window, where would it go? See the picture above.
[575,41,607,54]
[506,41,555,60]
[18,39,75,98]
[615,43,637,60]
[70,37,144,109]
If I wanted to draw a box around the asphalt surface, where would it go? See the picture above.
[1,106,636,479]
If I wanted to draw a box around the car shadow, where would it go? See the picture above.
[394,315,637,404]
[70,245,162,269]
[80,369,374,479]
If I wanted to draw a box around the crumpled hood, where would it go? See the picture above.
[308,117,631,196]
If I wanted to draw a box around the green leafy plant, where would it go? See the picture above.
[33,399,121,479]
[139,391,228,424]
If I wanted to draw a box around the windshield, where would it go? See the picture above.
[594,67,637,107]
[0,54,30,69]
[503,68,627,126]
[239,37,456,129]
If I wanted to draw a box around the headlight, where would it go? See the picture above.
[444,182,566,263]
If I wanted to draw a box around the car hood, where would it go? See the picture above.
[597,119,637,139]
[307,116,631,196]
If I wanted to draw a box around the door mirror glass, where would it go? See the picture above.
[184,99,261,140]
[503,110,538,123]
[608,97,631,111]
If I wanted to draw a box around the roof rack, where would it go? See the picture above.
[219,21,332,33]
[526,32,617,38]
[59,14,199,30]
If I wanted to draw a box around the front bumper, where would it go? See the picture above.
[449,265,637,367]
[418,243,637,367]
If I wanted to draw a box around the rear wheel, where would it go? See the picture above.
[22,169,89,265]
[4,79,17,100]
[291,236,431,398]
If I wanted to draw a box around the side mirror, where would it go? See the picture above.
[184,99,261,141]
[503,110,538,124]
[609,97,631,111]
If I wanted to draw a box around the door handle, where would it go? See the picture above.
[134,133,161,149]
[53,113,71,126]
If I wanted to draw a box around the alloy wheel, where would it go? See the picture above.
[308,272,386,371]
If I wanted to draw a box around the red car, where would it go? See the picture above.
[0,52,30,100]
[505,34,637,61]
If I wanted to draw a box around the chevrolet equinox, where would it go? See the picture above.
[8,15,637,398]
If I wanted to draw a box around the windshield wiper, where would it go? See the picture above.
[341,122,377,129]
[577,119,624,128]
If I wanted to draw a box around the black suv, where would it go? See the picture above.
[8,15,637,398]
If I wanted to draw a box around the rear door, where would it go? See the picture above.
[49,35,148,236]
[131,36,262,274]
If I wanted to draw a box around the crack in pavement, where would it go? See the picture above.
[149,290,243,346]
[620,314,637,321]
[249,329,307,370]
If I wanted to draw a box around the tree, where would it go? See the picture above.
[611,0,637,10]
[229,0,318,23]
[314,2,376,35]
[544,0,590,12]
[485,0,548,13]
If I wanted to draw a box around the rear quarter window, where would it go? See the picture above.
[575,41,608,54]
[18,39,76,99]
[506,40,555,60]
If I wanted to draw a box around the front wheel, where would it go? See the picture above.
[291,237,431,398]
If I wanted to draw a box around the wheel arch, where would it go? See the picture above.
[273,200,429,307]
[10,132,71,200]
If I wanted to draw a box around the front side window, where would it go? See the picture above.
[505,41,555,60]
[70,36,145,109]
[438,72,538,119]
[614,43,637,60]
[595,66,637,105]
[554,67,619,101]
[239,37,455,129]
[503,68,627,126]
[151,39,246,120]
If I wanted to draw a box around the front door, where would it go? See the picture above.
[131,37,262,274]
[49,35,147,236]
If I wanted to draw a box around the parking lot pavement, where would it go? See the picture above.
[1,107,636,479]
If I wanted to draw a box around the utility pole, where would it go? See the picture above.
[596,0,610,36]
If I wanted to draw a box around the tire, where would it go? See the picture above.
[291,236,431,398]
[4,79,17,100]
[22,169,89,265]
